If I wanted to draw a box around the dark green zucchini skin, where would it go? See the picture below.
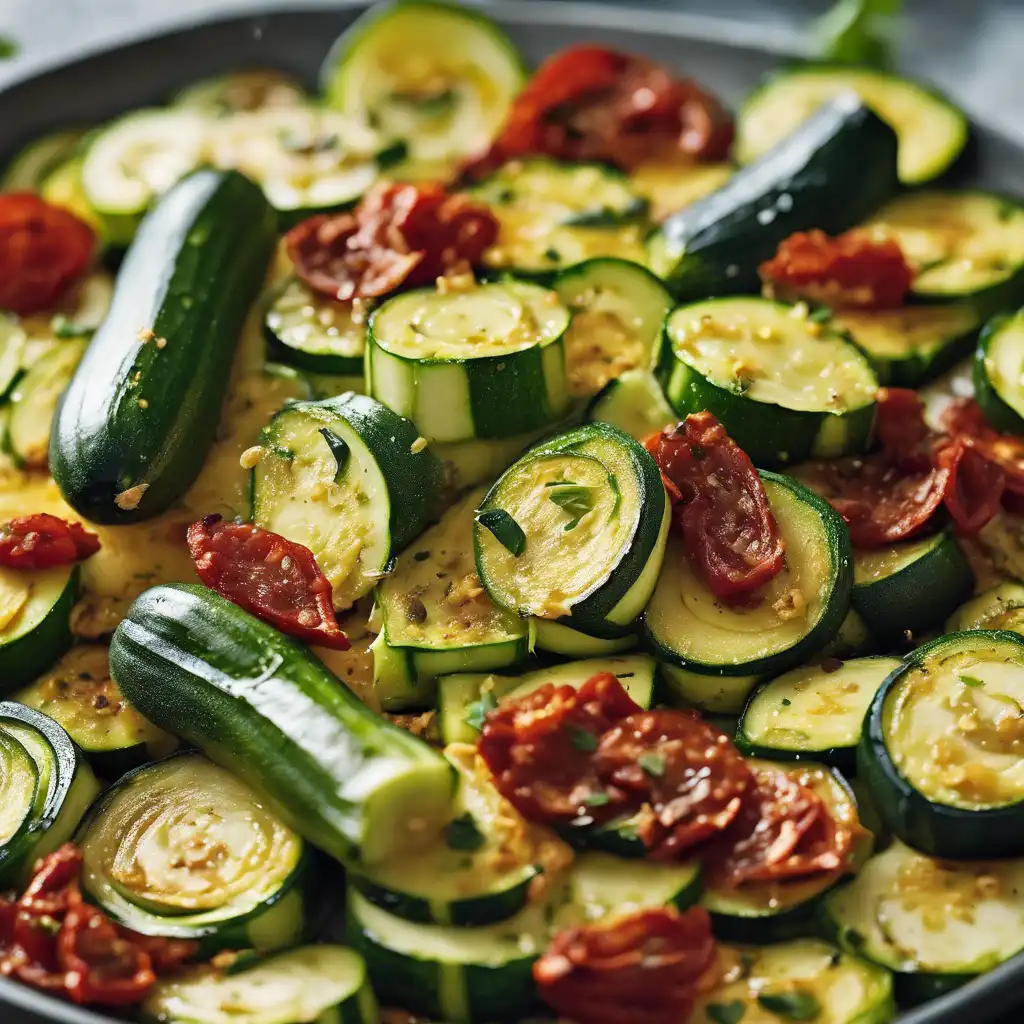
[109,583,454,866]
[648,95,898,298]
[50,169,277,523]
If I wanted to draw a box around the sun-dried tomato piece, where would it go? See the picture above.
[286,181,497,302]
[477,672,641,823]
[534,906,717,1024]
[187,515,349,650]
[646,413,786,604]
[593,709,752,859]
[0,193,95,316]
[707,767,852,887]
[464,46,733,178]
[759,228,915,310]
[936,439,1005,535]
[875,387,931,458]
[943,398,1024,495]
[0,514,100,571]
[18,844,82,917]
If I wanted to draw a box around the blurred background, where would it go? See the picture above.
[0,0,1022,142]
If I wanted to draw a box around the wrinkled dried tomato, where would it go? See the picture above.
[464,46,733,178]
[646,413,786,604]
[187,515,349,650]
[943,398,1024,495]
[593,709,752,859]
[759,228,915,310]
[936,439,1006,535]
[534,906,717,1024]
[286,181,497,302]
[477,672,640,822]
[0,193,95,316]
[874,387,931,458]
[0,514,100,571]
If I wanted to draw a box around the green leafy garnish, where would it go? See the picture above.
[959,674,985,688]
[814,0,902,70]
[465,690,499,732]
[561,198,649,228]
[547,483,594,531]
[477,509,526,556]
[807,305,834,325]
[707,1001,746,1024]
[375,139,409,170]
[756,990,821,1021]
[0,37,17,59]
[319,428,350,481]
[638,752,666,777]
[567,724,598,752]
[50,315,96,340]
[781,697,792,707]
[444,814,485,852]
[584,792,610,807]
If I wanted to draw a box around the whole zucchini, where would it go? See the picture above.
[109,583,455,865]
[50,169,277,523]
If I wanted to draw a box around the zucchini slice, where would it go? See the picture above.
[852,529,974,645]
[371,487,528,710]
[657,297,878,468]
[367,279,572,442]
[825,840,1024,990]
[947,581,1024,634]
[737,657,901,769]
[40,155,138,248]
[470,159,648,276]
[252,392,444,610]
[531,619,637,658]
[9,338,87,468]
[110,583,456,865]
[321,0,525,169]
[701,760,869,943]
[437,653,657,746]
[263,276,368,376]
[475,422,669,640]
[859,629,1024,859]
[0,565,78,692]
[586,369,676,442]
[648,95,898,298]
[142,944,377,1024]
[0,315,26,402]
[554,258,673,398]
[863,191,1024,309]
[835,303,981,387]
[737,65,968,185]
[627,159,733,222]
[0,701,99,886]
[646,472,853,687]
[77,753,306,953]
[172,70,307,114]
[975,309,1024,433]
[692,939,895,1024]
[1,129,85,191]
[14,644,175,776]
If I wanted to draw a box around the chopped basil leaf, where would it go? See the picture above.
[444,814,485,852]
[959,674,984,688]
[756,990,821,1020]
[707,1000,746,1024]
[319,428,350,480]
[547,483,594,531]
[815,0,902,70]
[567,724,598,752]
[375,139,409,170]
[638,752,666,777]
[477,509,526,556]
[0,37,17,59]
[465,689,499,732]
[561,198,648,228]
[584,792,610,807]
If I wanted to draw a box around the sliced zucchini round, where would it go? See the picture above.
[475,422,669,640]
[586,368,676,442]
[0,565,78,693]
[142,945,376,1024]
[851,529,974,645]
[77,753,307,953]
[321,0,525,169]
[692,939,895,1024]
[702,760,869,943]
[367,279,571,443]
[975,308,1024,434]
[736,65,968,185]
[41,155,138,248]
[263,275,368,376]
[531,618,638,658]
[627,159,732,222]
[470,158,648,276]
[825,840,1024,987]
[554,258,672,398]
[863,191,1024,310]
[1,129,86,192]
[14,644,175,777]
[658,663,762,716]
[947,581,1024,634]
[0,701,100,886]
[251,392,444,610]
[645,472,853,682]
[0,315,26,402]
[657,297,878,468]
[172,70,308,114]
[859,629,1024,859]
[737,657,901,769]
[371,487,528,710]
[835,303,981,387]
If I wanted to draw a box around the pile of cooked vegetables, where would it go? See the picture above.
[1,1,1024,1022]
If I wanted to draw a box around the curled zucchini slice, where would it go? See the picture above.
[975,308,1024,434]
[860,629,1024,859]
[0,701,100,887]
[367,279,572,443]
[77,753,307,953]
[657,297,878,468]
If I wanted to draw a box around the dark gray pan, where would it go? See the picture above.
[0,2,1021,1022]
